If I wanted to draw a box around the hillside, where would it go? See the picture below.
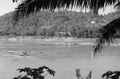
[0,11,120,38]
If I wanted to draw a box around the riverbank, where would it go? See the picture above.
[0,36,120,46]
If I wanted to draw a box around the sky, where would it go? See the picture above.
[0,0,117,16]
[0,0,18,16]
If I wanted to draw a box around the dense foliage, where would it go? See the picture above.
[0,11,120,38]
[13,66,55,79]
[101,71,120,79]
[75,68,92,79]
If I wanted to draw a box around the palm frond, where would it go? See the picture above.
[94,17,120,54]
[115,1,120,7]
[12,0,19,3]
[12,0,119,23]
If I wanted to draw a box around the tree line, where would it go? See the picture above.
[0,11,120,38]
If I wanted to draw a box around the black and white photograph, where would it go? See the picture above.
[0,0,120,79]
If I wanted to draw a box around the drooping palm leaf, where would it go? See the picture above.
[12,0,120,23]
[94,17,120,53]
[115,1,120,7]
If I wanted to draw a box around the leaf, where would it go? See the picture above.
[94,17,120,54]
[14,66,55,79]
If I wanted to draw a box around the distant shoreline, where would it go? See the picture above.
[0,36,120,46]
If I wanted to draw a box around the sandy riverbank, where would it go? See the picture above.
[0,36,120,46]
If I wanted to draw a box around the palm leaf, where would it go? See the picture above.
[12,0,19,3]
[12,0,119,23]
[115,1,120,7]
[94,17,120,54]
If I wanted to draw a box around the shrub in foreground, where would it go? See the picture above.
[101,71,120,79]
[13,66,55,79]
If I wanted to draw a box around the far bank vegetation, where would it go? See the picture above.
[0,11,120,38]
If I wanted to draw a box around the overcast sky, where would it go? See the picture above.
[0,0,117,16]
[0,0,18,16]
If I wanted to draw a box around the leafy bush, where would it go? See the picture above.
[75,68,92,79]
[101,71,120,79]
[13,66,55,79]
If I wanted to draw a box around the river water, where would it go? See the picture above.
[0,41,120,79]
[0,41,120,57]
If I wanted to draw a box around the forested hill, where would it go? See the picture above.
[0,11,120,38]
